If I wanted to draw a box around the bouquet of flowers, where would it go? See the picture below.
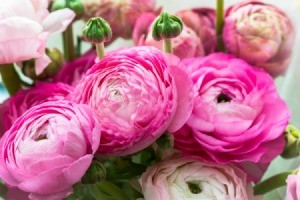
[0,0,298,199]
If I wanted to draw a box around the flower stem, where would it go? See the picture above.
[216,0,225,52]
[0,64,22,95]
[62,24,75,61]
[254,171,293,195]
[95,43,105,60]
[163,39,173,53]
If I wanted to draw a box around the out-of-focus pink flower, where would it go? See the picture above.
[223,0,295,77]
[72,46,193,156]
[173,53,290,179]
[0,0,75,74]
[82,0,158,41]
[54,50,97,86]
[0,100,101,200]
[133,8,216,59]
[287,171,300,200]
[140,154,259,200]
[0,82,72,134]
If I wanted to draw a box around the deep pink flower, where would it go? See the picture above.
[82,0,159,41]
[0,100,101,200]
[72,46,193,156]
[0,0,75,74]
[133,8,216,59]
[54,50,97,86]
[287,171,300,200]
[223,0,295,77]
[0,82,72,134]
[173,53,290,172]
[140,154,259,200]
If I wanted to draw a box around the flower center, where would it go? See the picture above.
[187,182,202,194]
[217,93,231,103]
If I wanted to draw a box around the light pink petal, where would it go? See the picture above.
[34,53,51,75]
[42,8,75,33]
[29,0,49,12]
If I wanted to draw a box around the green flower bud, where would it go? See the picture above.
[82,17,112,44]
[156,132,174,150]
[152,12,183,41]
[281,125,300,159]
[22,48,63,81]
[82,159,106,185]
[51,0,84,20]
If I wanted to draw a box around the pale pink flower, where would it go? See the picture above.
[223,0,295,77]
[140,154,259,200]
[133,8,216,59]
[0,82,72,134]
[83,0,158,41]
[173,53,290,181]
[0,100,101,200]
[72,46,193,156]
[0,0,75,74]
[287,171,300,200]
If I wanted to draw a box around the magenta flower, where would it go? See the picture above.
[83,0,159,41]
[133,8,216,59]
[54,50,97,86]
[0,82,72,134]
[173,53,290,177]
[0,100,101,200]
[287,171,300,200]
[140,154,259,200]
[223,0,295,77]
[72,46,193,156]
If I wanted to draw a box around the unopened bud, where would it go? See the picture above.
[281,125,300,159]
[51,0,84,20]
[152,12,183,41]
[82,159,106,184]
[82,17,112,44]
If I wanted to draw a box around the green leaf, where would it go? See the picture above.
[0,181,7,198]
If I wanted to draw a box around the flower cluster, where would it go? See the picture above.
[0,0,297,199]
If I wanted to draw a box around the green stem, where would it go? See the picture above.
[216,0,225,52]
[0,64,22,95]
[95,43,105,60]
[254,171,293,195]
[163,39,173,53]
[62,24,75,61]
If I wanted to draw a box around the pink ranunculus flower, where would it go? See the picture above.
[139,154,259,200]
[82,0,159,41]
[54,49,97,86]
[0,100,101,200]
[0,0,75,74]
[173,53,290,180]
[72,46,193,156]
[133,8,216,59]
[0,82,72,134]
[287,171,300,200]
[223,0,295,77]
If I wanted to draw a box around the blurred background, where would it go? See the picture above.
[1,0,299,199]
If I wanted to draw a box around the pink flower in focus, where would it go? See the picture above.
[0,82,72,134]
[72,46,193,156]
[0,0,75,74]
[287,171,300,200]
[133,8,216,59]
[83,0,158,41]
[173,53,290,180]
[140,154,259,200]
[54,50,97,86]
[223,0,295,77]
[0,100,101,200]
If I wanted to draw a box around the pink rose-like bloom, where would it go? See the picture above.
[0,82,72,134]
[173,53,290,176]
[140,154,259,200]
[223,0,295,77]
[54,50,97,86]
[287,171,300,200]
[72,46,193,156]
[83,0,158,40]
[133,9,216,59]
[0,0,75,74]
[0,100,101,200]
